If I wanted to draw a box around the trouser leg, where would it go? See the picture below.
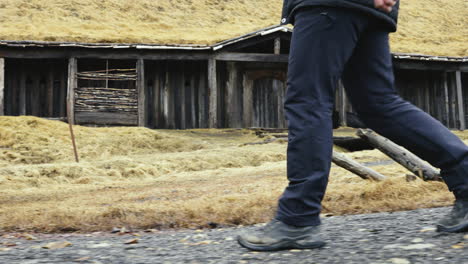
[276,7,369,226]
[342,30,468,197]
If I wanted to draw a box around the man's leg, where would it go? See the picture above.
[342,28,468,233]
[275,7,368,227]
[341,30,468,196]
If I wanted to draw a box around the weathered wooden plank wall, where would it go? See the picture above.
[4,59,68,117]
[144,60,209,129]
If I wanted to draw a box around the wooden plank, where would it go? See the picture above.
[190,74,197,128]
[31,71,41,116]
[274,38,281,55]
[59,71,66,117]
[137,59,146,126]
[19,64,26,116]
[0,48,212,60]
[47,68,54,116]
[179,66,186,129]
[0,58,4,115]
[75,112,138,125]
[208,58,217,128]
[455,71,465,130]
[216,53,288,63]
[67,57,77,124]
[153,69,160,128]
[198,72,207,128]
[243,73,253,127]
[225,62,238,128]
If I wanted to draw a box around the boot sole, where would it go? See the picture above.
[437,221,468,233]
[237,236,326,251]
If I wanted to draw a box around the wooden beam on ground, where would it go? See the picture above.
[455,71,465,130]
[137,59,146,127]
[67,58,77,124]
[216,53,289,63]
[332,151,386,181]
[242,73,254,127]
[0,58,4,116]
[357,129,441,181]
[208,58,217,128]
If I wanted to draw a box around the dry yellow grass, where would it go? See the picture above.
[0,116,455,233]
[0,0,466,57]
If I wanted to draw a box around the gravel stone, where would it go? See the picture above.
[1,207,468,263]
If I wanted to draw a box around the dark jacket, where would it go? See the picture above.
[281,0,399,31]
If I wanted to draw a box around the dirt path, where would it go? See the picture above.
[1,207,467,264]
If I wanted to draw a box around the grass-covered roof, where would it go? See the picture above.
[0,0,466,57]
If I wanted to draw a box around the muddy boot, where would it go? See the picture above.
[237,219,325,251]
[437,199,468,233]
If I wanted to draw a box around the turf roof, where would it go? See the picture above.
[0,0,466,57]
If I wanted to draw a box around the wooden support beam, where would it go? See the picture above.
[67,57,77,124]
[0,58,4,116]
[357,129,441,181]
[332,151,386,181]
[208,58,217,128]
[137,59,146,127]
[274,38,281,55]
[243,73,254,127]
[216,53,289,63]
[455,71,465,130]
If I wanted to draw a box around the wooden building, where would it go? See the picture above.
[0,26,467,129]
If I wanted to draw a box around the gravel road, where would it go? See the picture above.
[1,207,467,264]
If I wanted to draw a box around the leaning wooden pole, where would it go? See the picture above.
[357,129,441,181]
[67,58,79,163]
[332,151,387,181]
[67,102,79,163]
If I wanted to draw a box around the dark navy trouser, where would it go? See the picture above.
[276,7,468,227]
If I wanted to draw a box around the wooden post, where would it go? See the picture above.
[243,73,254,128]
[137,59,146,127]
[0,58,4,116]
[67,58,77,124]
[332,151,386,181]
[208,58,217,128]
[226,62,239,128]
[357,129,441,181]
[455,71,465,130]
[274,38,281,55]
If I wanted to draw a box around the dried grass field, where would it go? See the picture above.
[0,0,466,56]
[0,116,461,233]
